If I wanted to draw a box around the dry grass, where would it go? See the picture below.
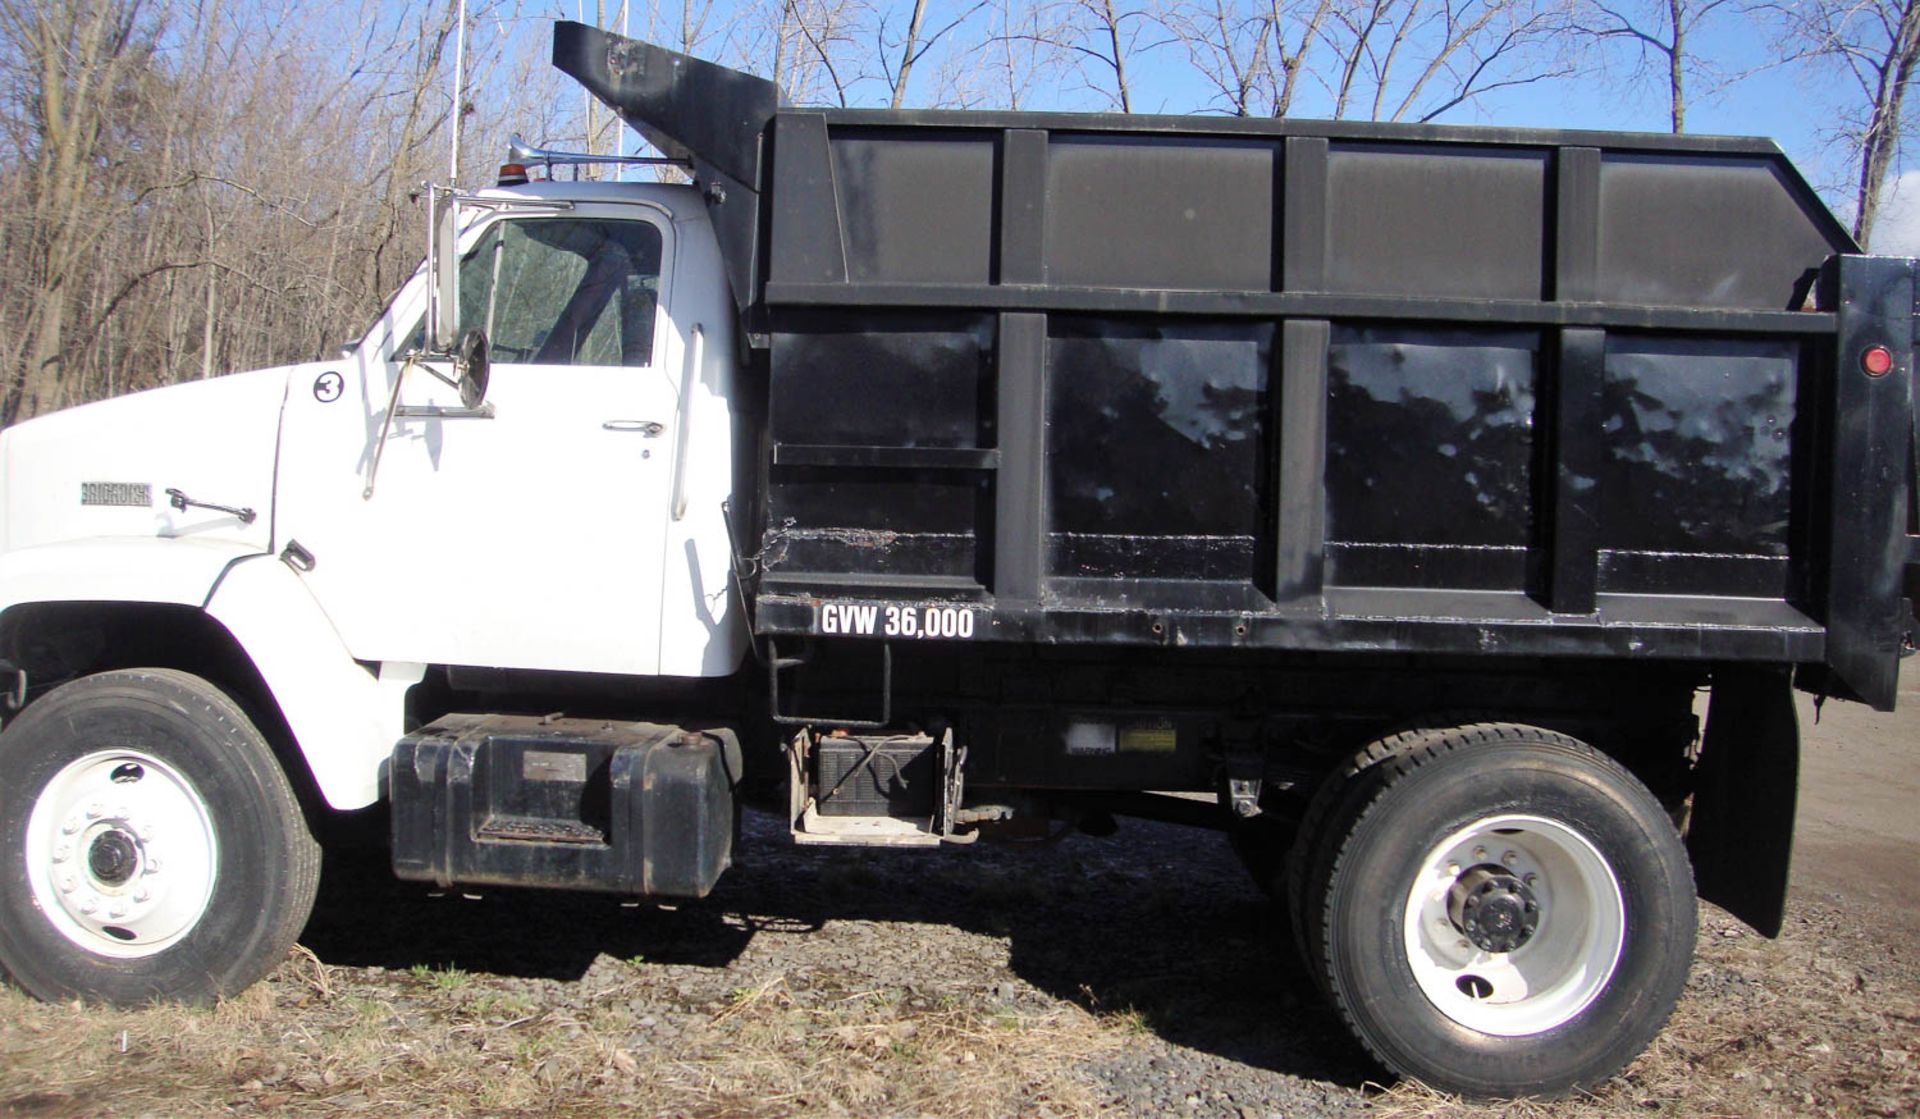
[0,952,1125,1118]
[1370,909,1920,1119]
[3,889,1916,1118]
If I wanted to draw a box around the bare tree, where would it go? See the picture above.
[879,0,989,106]
[736,0,864,106]
[1316,0,1572,122]
[1160,0,1336,115]
[0,0,556,424]
[1765,0,1920,247]
[1162,0,1274,113]
[973,0,1074,107]
[1006,0,1159,110]
[0,0,161,422]
[1573,0,1735,131]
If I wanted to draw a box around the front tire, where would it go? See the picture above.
[1299,723,1695,1098]
[0,669,320,1004]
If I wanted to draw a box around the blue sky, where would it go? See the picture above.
[535,3,1906,249]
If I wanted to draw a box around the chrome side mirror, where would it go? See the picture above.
[428,187,461,353]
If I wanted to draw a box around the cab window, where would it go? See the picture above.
[395,218,662,367]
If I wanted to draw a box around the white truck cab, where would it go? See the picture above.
[280,182,746,683]
[0,179,744,808]
[0,175,749,1003]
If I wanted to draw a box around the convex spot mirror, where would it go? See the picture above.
[457,328,489,410]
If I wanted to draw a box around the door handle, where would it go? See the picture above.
[603,420,664,435]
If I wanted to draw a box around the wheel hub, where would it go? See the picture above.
[1448,864,1540,953]
[87,829,139,886]
[25,749,218,958]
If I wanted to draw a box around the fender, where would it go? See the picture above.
[203,556,421,810]
[0,539,418,810]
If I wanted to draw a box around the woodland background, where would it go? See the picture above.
[0,0,1913,425]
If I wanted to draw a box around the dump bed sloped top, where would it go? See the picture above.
[555,21,1854,317]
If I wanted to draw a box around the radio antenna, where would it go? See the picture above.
[449,0,467,183]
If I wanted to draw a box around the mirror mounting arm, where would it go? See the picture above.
[363,353,414,500]
[394,402,495,420]
[363,350,498,502]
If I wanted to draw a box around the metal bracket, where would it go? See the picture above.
[936,729,968,839]
[767,638,892,729]
[1225,777,1263,818]
[394,402,496,420]
[1217,728,1265,819]
[0,659,27,711]
[279,540,317,572]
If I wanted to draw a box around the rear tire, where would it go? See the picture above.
[1297,723,1695,1098]
[0,669,320,1004]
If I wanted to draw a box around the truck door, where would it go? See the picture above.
[274,204,683,676]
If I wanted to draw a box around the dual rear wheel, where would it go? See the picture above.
[1272,723,1697,1098]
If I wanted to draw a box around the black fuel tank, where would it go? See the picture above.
[390,714,741,898]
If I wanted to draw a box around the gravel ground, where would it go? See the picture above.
[293,806,1380,1116]
[3,668,1919,1117]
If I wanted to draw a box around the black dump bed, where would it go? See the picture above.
[555,23,1920,710]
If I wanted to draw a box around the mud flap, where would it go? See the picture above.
[1688,665,1799,937]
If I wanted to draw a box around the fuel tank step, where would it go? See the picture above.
[390,714,741,898]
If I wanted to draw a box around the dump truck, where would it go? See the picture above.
[0,19,1915,1098]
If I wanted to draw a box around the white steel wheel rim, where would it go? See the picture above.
[1401,813,1625,1037]
[23,750,219,959]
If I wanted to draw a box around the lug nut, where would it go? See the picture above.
[1502,851,1518,866]
[86,802,104,819]
[1523,872,1537,886]
[59,875,77,894]
[1473,846,1487,860]
[52,843,69,863]
[1447,863,1461,876]
[62,819,81,835]
[78,898,97,915]
[108,903,127,919]
[133,886,151,903]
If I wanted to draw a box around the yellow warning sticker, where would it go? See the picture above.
[1118,720,1178,753]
